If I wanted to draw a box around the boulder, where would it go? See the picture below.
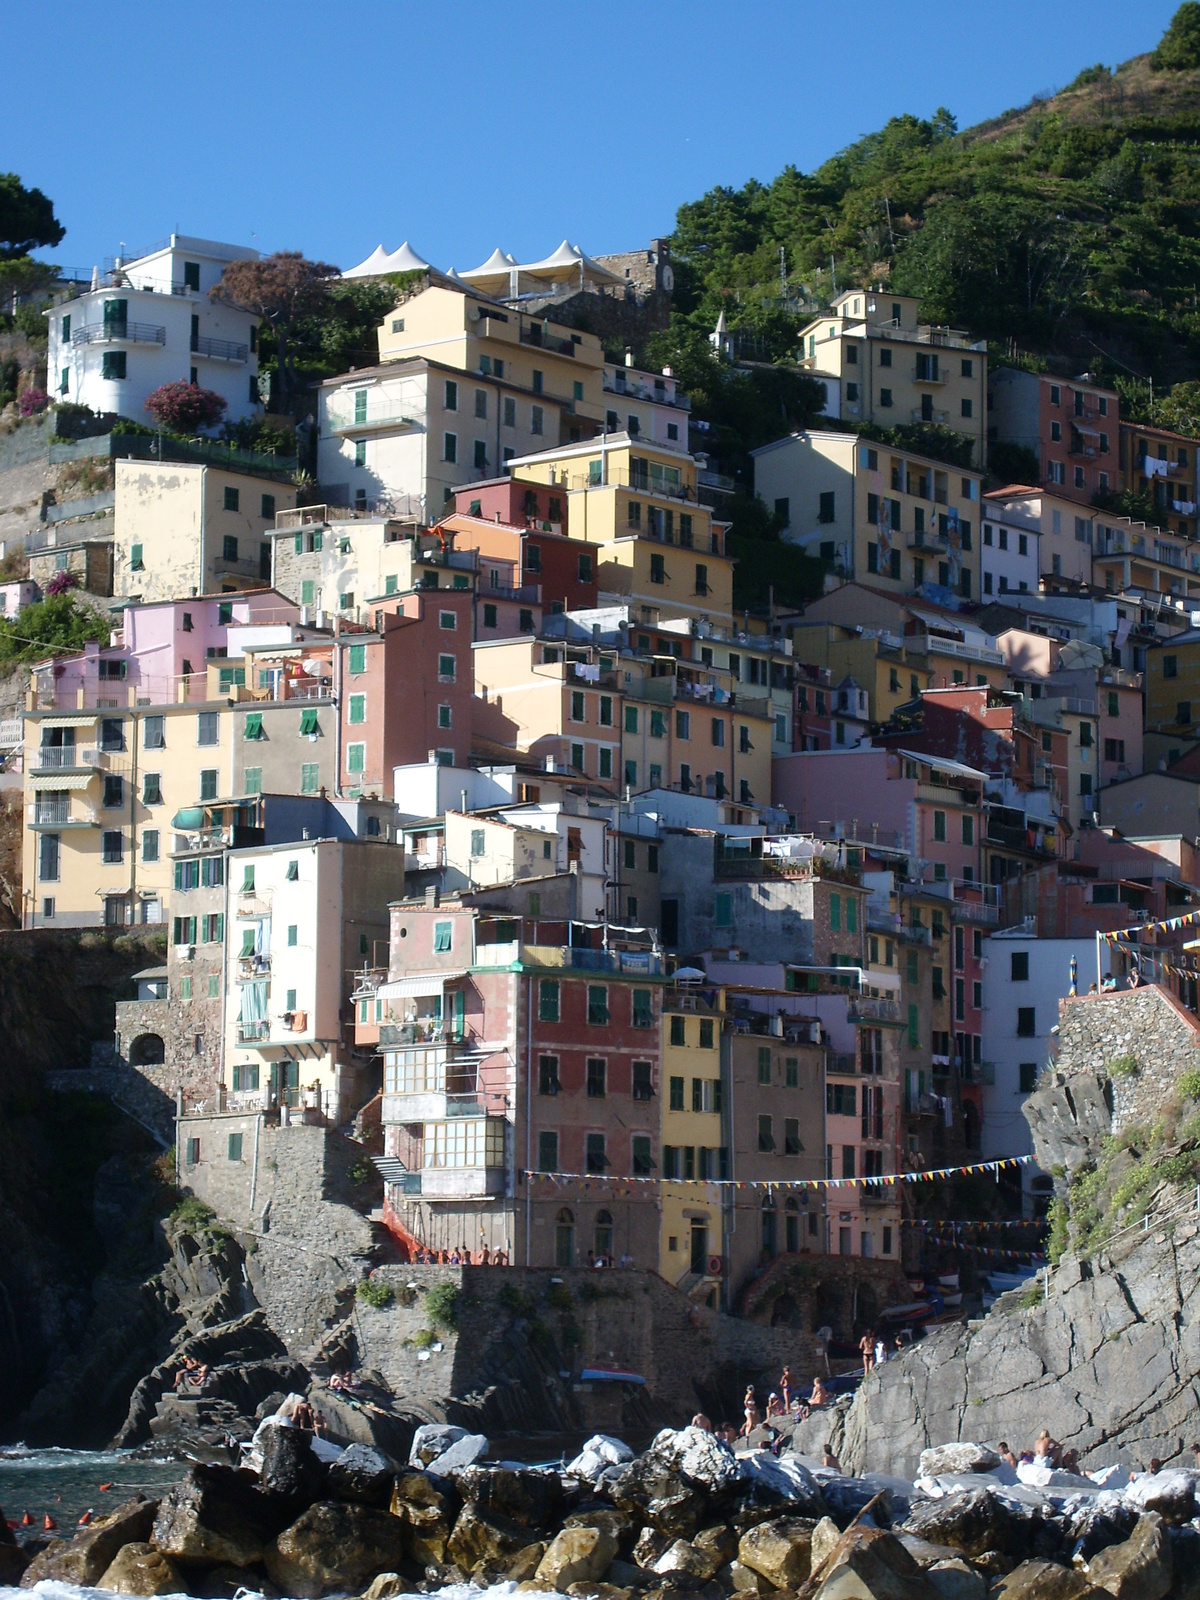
[261,1424,329,1506]
[568,1436,636,1483]
[507,1542,548,1581]
[456,1464,564,1528]
[900,1491,1030,1560]
[611,1458,708,1540]
[990,1561,1109,1600]
[608,1559,648,1589]
[897,1537,968,1569]
[564,1587,633,1600]
[925,1558,987,1600]
[264,1501,408,1598]
[811,1526,940,1600]
[919,1446,1001,1480]
[737,1516,818,1589]
[20,1497,159,1588]
[812,1517,843,1573]
[391,1471,458,1565]
[410,1423,467,1466]
[536,1526,620,1592]
[360,1575,406,1600]
[728,1560,775,1594]
[633,1527,672,1568]
[737,1452,828,1519]
[1122,1474,1196,1526]
[653,1538,721,1581]
[96,1542,185,1596]
[0,1548,29,1587]
[427,1432,490,1476]
[649,1426,742,1495]
[446,1501,533,1572]
[152,1465,281,1567]
[327,1444,396,1509]
[694,1525,739,1569]
[1085,1513,1173,1600]
[565,1506,638,1557]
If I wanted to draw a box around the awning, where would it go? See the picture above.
[33,714,99,729]
[28,772,92,791]
[372,1155,410,1182]
[865,971,902,992]
[172,807,206,828]
[375,972,464,1000]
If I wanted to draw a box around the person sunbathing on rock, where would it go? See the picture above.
[997,1441,1018,1468]
[1033,1431,1062,1468]
[765,1392,786,1418]
[809,1375,831,1407]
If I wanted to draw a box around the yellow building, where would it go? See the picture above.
[472,634,623,788]
[508,435,735,629]
[789,622,933,724]
[1145,630,1200,737]
[659,989,727,1294]
[114,460,296,602]
[796,291,987,466]
[753,431,984,602]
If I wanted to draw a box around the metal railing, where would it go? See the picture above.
[603,376,692,411]
[910,407,949,424]
[37,746,101,769]
[192,334,248,363]
[73,321,165,347]
[520,324,577,356]
[327,399,415,433]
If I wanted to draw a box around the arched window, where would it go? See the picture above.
[555,1208,574,1268]
[130,1033,165,1066]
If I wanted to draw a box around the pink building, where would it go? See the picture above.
[988,369,1119,506]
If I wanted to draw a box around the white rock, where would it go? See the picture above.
[919,1444,1000,1478]
[565,1433,634,1482]
[410,1422,467,1466]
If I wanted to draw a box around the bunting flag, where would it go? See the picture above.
[520,1156,1035,1190]
[1101,910,1200,943]
[900,1216,1048,1229]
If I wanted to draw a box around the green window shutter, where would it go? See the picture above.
[301,580,315,605]
[624,705,638,733]
[907,1004,919,1048]
[846,897,857,933]
[286,860,299,881]
[385,575,398,595]
[312,530,323,552]
[349,644,366,674]
[347,743,365,773]
[244,713,263,739]
[348,694,366,724]
[240,929,256,956]
[434,921,452,952]
[299,708,319,735]
[301,762,319,793]
[294,533,303,554]
[244,767,262,795]
[130,543,144,570]
[830,893,841,930]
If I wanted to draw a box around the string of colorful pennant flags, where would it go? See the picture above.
[1100,910,1200,944]
[521,1155,1034,1192]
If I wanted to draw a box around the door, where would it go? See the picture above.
[786,1208,799,1254]
[555,1208,574,1267]
[103,298,128,335]
[690,1222,707,1275]
[761,1203,777,1257]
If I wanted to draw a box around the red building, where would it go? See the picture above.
[444,477,600,625]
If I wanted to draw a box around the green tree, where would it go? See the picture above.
[211,253,338,413]
[0,595,110,666]
[1153,381,1200,437]
[0,174,64,259]
[1151,3,1200,70]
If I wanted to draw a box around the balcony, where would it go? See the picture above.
[910,407,949,425]
[36,746,103,770]
[237,955,272,980]
[603,375,692,411]
[905,1091,941,1116]
[237,891,272,918]
[191,334,248,363]
[419,1164,506,1199]
[381,1090,484,1123]
[519,323,577,356]
[237,1022,270,1044]
[473,942,662,975]
[912,365,947,385]
[848,997,902,1025]
[327,398,415,435]
[30,803,100,829]
[73,320,165,347]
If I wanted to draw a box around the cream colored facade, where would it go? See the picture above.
[269,510,477,620]
[24,692,236,928]
[509,436,735,629]
[442,808,552,889]
[659,994,727,1288]
[789,623,934,723]
[797,290,987,466]
[473,636,622,788]
[752,431,983,602]
[114,460,295,602]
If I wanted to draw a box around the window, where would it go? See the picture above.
[538,1131,559,1172]
[444,379,458,411]
[585,1133,607,1173]
[588,985,609,1025]
[1017,1006,1036,1037]
[473,439,487,471]
[632,1134,653,1175]
[1019,1062,1039,1094]
[228,1133,243,1162]
[443,432,457,462]
[244,766,262,795]
[758,1115,774,1152]
[699,1017,714,1049]
[1163,655,1178,679]
[715,891,732,927]
[650,553,665,584]
[633,989,653,1028]
[101,350,126,380]
[711,718,725,748]
[437,654,456,683]
[243,712,264,741]
[538,1055,560,1096]
[531,405,544,436]
[539,979,560,1023]
[818,491,835,524]
[103,774,124,808]
[102,830,123,864]
[142,829,159,863]
[100,718,124,752]
[587,1058,606,1098]
[879,387,893,407]
[198,768,218,801]
[298,761,319,795]
[39,832,60,882]
[1010,951,1030,982]
[348,694,366,724]
[221,486,241,515]
[962,813,974,845]
[758,1046,772,1085]
[354,440,367,468]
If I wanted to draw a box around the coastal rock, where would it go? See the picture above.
[812,1526,939,1600]
[327,1444,396,1508]
[360,1575,406,1600]
[507,1542,548,1581]
[152,1465,280,1567]
[926,1557,987,1600]
[652,1538,720,1581]
[0,1548,29,1586]
[261,1423,329,1505]
[446,1501,532,1571]
[96,1542,185,1596]
[410,1423,467,1465]
[737,1452,827,1518]
[391,1471,457,1565]
[264,1501,407,1598]
[728,1560,774,1594]
[568,1436,636,1483]
[565,1505,637,1556]
[633,1527,672,1568]
[457,1464,564,1527]
[694,1524,739,1568]
[536,1526,619,1592]
[990,1561,1109,1600]
[811,1516,842,1573]
[1122,1473,1196,1524]
[919,1446,1000,1479]
[736,1515,817,1588]
[900,1490,1029,1559]
[648,1426,742,1494]
[427,1432,489,1476]
[611,1458,707,1540]
[1085,1512,1172,1600]
[20,1497,159,1588]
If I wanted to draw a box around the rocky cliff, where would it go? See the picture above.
[834,984,1200,1478]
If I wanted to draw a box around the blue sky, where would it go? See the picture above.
[9,0,1182,275]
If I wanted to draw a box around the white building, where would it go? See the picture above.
[980,507,1041,599]
[46,236,262,426]
[223,836,405,1124]
[981,927,1111,1210]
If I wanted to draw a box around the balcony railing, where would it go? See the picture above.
[327,398,415,434]
[848,997,902,1024]
[520,323,577,356]
[911,407,949,424]
[237,1022,270,1044]
[191,334,248,363]
[73,320,165,347]
[37,746,102,769]
[603,376,692,411]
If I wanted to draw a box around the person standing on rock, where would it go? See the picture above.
[741,1386,761,1434]
[859,1331,875,1376]
[780,1365,797,1410]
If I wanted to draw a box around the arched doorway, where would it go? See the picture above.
[761,1193,777,1258]
[555,1208,574,1267]
[594,1209,613,1263]
[130,1033,165,1066]
[771,1292,802,1328]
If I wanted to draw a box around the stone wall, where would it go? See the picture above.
[1046,986,1200,1137]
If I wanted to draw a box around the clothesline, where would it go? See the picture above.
[522,1156,1034,1191]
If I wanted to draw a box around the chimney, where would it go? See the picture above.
[425,886,440,908]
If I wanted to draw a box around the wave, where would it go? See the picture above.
[0,1448,175,1471]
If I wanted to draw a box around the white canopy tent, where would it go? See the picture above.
[341,242,431,280]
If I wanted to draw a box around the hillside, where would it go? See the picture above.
[663,5,1200,408]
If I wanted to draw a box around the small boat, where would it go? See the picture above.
[579,1364,646,1384]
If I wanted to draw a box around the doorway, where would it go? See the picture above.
[690,1220,708,1275]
